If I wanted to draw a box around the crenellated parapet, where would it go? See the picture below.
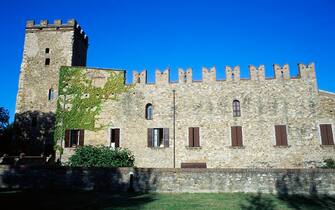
[226,66,240,81]
[178,68,193,83]
[298,63,316,80]
[202,67,216,82]
[249,65,265,81]
[274,64,290,80]
[131,63,317,85]
[133,70,147,84]
[25,19,88,45]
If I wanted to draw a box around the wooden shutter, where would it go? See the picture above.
[275,125,287,146]
[231,127,238,146]
[79,129,84,146]
[181,163,207,168]
[114,129,120,147]
[189,127,194,147]
[147,128,153,147]
[64,129,70,148]
[163,128,169,147]
[237,126,243,146]
[327,125,334,145]
[320,124,334,145]
[194,127,200,147]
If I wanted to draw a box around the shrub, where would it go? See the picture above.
[321,158,335,169]
[68,145,135,167]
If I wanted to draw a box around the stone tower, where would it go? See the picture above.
[15,19,88,155]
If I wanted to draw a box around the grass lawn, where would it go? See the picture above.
[0,190,334,210]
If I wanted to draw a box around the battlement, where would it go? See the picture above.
[25,19,88,45]
[131,63,316,85]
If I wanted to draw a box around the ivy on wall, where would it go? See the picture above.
[54,66,132,152]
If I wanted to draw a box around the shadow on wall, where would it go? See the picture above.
[241,192,276,210]
[14,111,55,156]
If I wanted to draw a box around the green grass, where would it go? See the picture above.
[0,190,334,210]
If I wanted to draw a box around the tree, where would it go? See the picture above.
[0,107,9,133]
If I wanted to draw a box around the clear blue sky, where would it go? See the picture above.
[1,0,335,121]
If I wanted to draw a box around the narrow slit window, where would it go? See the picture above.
[233,100,241,117]
[45,58,50,66]
[145,103,153,120]
[48,88,54,101]
[45,48,50,53]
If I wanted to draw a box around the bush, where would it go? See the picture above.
[321,158,335,169]
[68,145,135,167]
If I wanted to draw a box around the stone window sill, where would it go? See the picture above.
[273,145,290,148]
[229,146,245,149]
[185,146,202,150]
[149,147,167,150]
[320,145,335,148]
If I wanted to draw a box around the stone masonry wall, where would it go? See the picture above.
[62,64,335,168]
[1,166,334,194]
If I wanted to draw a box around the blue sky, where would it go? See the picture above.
[0,0,335,121]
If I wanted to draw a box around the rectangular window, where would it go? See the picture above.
[320,124,334,145]
[231,126,243,146]
[189,127,200,147]
[45,58,50,65]
[275,125,288,146]
[110,128,120,148]
[65,129,84,148]
[147,128,169,148]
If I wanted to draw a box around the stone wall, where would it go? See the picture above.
[1,166,334,194]
[60,64,335,168]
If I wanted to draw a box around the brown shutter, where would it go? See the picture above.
[231,127,237,146]
[163,128,169,147]
[114,129,120,147]
[275,125,281,146]
[64,130,70,148]
[237,126,243,146]
[194,127,200,147]
[281,126,288,146]
[79,129,84,146]
[320,124,328,145]
[327,125,334,145]
[189,127,194,147]
[147,128,153,147]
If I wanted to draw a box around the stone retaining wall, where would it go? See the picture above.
[0,166,334,194]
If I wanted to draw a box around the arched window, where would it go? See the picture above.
[145,103,153,120]
[48,88,54,101]
[233,100,241,117]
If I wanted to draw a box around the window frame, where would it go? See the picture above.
[48,88,54,101]
[147,128,169,148]
[233,100,241,117]
[318,123,335,146]
[64,129,84,148]
[274,125,288,146]
[109,128,121,148]
[188,127,200,147]
[45,58,50,66]
[145,103,153,120]
[231,126,243,147]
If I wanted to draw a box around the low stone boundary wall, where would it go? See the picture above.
[0,166,334,194]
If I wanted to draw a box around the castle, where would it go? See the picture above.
[16,19,335,168]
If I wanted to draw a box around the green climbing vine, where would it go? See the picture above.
[54,66,132,152]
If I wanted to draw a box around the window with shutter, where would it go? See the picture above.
[147,128,169,148]
[188,127,200,147]
[320,124,334,145]
[231,126,243,147]
[275,125,288,146]
[64,129,84,148]
[110,128,120,148]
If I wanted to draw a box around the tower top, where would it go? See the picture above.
[25,19,88,46]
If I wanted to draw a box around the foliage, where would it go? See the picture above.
[53,67,132,152]
[321,158,335,169]
[0,107,9,133]
[68,145,135,167]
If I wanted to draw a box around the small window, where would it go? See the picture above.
[145,103,153,120]
[45,48,50,53]
[65,129,84,148]
[231,126,243,146]
[275,125,288,146]
[48,88,54,101]
[45,58,50,66]
[110,128,120,148]
[320,124,334,145]
[233,100,241,117]
[189,127,200,147]
[147,128,169,148]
